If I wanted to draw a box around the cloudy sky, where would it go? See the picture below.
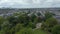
[0,0,60,8]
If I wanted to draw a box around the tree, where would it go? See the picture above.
[7,16,19,26]
[41,17,58,32]
[0,16,5,30]
[0,16,5,24]
[52,25,60,34]
[37,12,41,16]
[27,22,36,29]
[30,13,36,22]
[45,12,53,20]
[15,23,23,32]
[45,17,57,27]
[18,13,31,27]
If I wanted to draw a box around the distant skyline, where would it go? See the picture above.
[0,0,60,8]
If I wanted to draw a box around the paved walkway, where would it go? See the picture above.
[35,23,42,29]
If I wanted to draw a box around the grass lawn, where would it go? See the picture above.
[34,29,50,34]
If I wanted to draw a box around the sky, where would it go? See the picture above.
[0,0,60,8]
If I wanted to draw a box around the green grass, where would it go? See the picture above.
[16,28,50,34]
[33,29,49,34]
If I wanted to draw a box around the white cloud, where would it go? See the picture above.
[0,0,60,8]
[32,0,40,4]
[46,0,53,2]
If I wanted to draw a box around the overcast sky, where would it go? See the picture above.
[0,0,60,8]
